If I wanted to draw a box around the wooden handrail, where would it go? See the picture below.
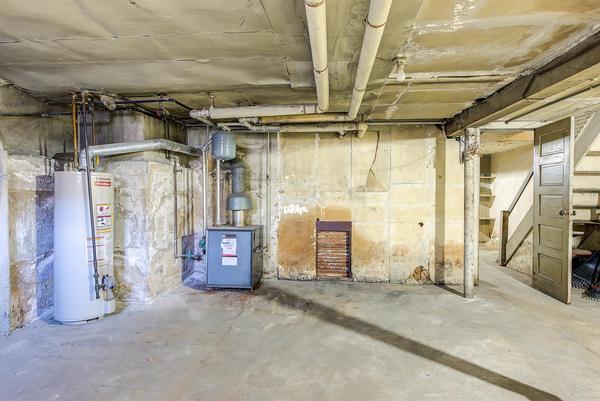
[507,168,533,213]
[500,167,533,266]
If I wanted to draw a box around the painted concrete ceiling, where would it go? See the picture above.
[0,0,599,120]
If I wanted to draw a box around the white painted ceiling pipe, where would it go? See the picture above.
[280,122,367,134]
[347,0,393,119]
[238,118,367,136]
[305,0,329,112]
[190,104,322,120]
[259,113,353,124]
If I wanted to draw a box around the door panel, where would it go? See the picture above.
[533,118,574,304]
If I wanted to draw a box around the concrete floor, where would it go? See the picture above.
[1,250,599,401]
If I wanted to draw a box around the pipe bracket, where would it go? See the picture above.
[366,18,386,29]
[305,0,325,7]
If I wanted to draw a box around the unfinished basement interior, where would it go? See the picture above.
[1,1,600,400]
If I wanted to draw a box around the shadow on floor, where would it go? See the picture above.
[258,286,561,401]
[435,284,463,297]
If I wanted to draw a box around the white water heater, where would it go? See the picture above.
[54,171,116,324]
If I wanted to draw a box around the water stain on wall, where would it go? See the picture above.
[352,228,389,282]
[441,240,464,270]
[277,206,319,280]
[431,239,463,285]
[278,205,389,282]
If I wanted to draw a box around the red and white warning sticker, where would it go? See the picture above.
[96,204,111,216]
[94,177,112,187]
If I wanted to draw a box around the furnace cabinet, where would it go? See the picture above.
[206,226,263,289]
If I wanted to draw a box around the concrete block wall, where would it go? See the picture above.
[7,156,54,329]
[104,155,197,302]
[0,85,69,332]
[233,126,465,285]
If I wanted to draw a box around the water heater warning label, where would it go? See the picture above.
[97,216,111,229]
[87,236,106,263]
[96,203,112,233]
[221,235,237,266]
[97,204,111,216]
[94,177,112,187]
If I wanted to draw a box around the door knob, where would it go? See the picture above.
[559,209,576,216]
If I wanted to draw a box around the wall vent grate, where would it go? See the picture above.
[316,221,351,279]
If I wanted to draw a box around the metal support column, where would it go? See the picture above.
[463,128,480,298]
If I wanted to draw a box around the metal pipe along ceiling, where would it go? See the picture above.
[237,118,367,135]
[305,0,329,112]
[188,1,330,121]
[347,0,393,119]
[190,104,322,120]
[79,139,200,168]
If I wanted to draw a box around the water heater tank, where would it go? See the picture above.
[211,130,236,160]
[54,171,115,324]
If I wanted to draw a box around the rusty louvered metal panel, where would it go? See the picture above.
[316,221,351,279]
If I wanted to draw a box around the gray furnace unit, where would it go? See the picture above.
[206,225,263,290]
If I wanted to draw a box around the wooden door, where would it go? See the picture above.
[533,117,574,304]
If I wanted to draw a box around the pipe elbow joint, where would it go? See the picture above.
[190,108,210,120]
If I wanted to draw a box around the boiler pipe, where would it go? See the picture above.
[80,93,101,299]
[215,159,222,226]
[202,148,208,233]
[72,94,78,169]
[173,158,179,259]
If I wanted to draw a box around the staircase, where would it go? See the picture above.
[501,112,600,266]
[572,113,600,247]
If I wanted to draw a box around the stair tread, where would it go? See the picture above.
[574,171,600,176]
[573,188,600,193]
[573,204,600,209]
[573,219,600,225]
[585,151,600,157]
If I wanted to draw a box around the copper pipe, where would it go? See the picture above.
[72,94,78,169]
[91,106,99,166]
